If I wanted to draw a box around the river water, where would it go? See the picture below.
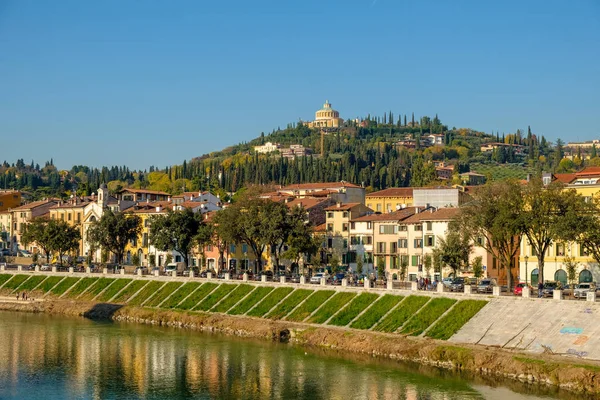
[0,311,589,400]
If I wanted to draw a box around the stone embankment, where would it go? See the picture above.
[1,270,600,395]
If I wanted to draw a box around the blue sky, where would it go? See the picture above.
[1,0,599,170]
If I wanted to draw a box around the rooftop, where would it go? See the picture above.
[366,187,413,198]
[351,207,422,222]
[280,181,361,191]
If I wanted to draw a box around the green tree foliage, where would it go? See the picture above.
[149,208,203,267]
[47,220,80,265]
[433,226,472,277]
[87,210,142,264]
[471,256,483,280]
[377,257,385,279]
[356,256,363,276]
[423,253,433,279]
[21,218,53,262]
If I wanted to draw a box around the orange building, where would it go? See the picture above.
[0,190,21,212]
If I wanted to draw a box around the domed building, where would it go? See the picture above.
[307,100,344,128]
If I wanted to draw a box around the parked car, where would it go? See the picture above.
[183,267,199,277]
[290,274,302,283]
[199,268,217,278]
[165,262,186,275]
[331,273,346,285]
[562,283,578,297]
[254,270,274,281]
[0,249,11,256]
[17,250,32,257]
[236,270,253,280]
[477,279,498,294]
[541,281,562,298]
[574,283,596,299]
[449,277,465,292]
[513,282,532,296]
[441,277,454,288]
[40,264,52,271]
[310,272,328,284]
[134,266,148,275]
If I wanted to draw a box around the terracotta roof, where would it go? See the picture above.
[314,223,327,232]
[366,187,413,198]
[11,199,57,211]
[553,173,576,184]
[351,207,422,222]
[280,181,361,190]
[51,200,92,209]
[118,188,170,196]
[179,201,204,209]
[324,202,362,211]
[285,198,330,210]
[403,207,459,223]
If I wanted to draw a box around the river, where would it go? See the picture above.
[0,311,589,400]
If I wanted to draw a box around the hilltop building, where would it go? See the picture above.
[306,100,344,129]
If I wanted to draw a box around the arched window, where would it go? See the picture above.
[554,269,567,285]
[531,268,539,286]
[579,269,593,283]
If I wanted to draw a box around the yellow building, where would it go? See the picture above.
[0,190,21,212]
[49,198,91,256]
[124,204,167,267]
[306,100,344,128]
[324,202,372,265]
[365,188,414,213]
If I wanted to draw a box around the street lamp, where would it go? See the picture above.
[524,255,529,285]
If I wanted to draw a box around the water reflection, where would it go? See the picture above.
[0,312,585,399]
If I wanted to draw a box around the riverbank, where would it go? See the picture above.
[1,299,599,396]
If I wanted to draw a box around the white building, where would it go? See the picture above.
[254,142,281,154]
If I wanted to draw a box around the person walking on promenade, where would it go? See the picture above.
[538,281,544,298]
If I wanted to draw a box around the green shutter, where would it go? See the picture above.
[412,255,418,266]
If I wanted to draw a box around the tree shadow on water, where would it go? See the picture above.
[83,303,123,320]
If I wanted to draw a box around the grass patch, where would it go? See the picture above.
[400,297,457,336]
[328,292,379,326]
[176,283,217,310]
[110,280,147,303]
[63,278,98,298]
[228,287,274,315]
[127,281,166,306]
[513,356,546,366]
[247,287,294,317]
[160,282,202,309]
[95,279,132,302]
[14,275,47,292]
[351,294,404,330]
[78,278,116,301]
[266,289,314,320]
[36,276,65,294]
[374,296,429,333]
[308,292,357,324]
[145,282,183,307]
[426,300,488,340]
[2,275,30,292]
[49,277,81,296]
[211,284,254,313]
[195,284,237,311]
[286,290,335,322]
[0,274,13,287]
[432,345,475,367]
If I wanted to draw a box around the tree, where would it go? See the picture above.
[459,180,524,291]
[472,256,483,281]
[131,253,140,266]
[399,256,408,281]
[149,208,203,267]
[434,228,472,277]
[47,220,80,266]
[377,257,385,280]
[262,200,293,269]
[522,179,588,284]
[21,218,53,262]
[87,210,142,264]
[563,254,578,290]
[283,211,319,269]
[423,253,432,279]
[330,254,340,273]
[194,221,214,270]
[356,256,364,276]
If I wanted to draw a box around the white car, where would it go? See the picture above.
[40,264,52,271]
[310,273,328,284]
[574,283,596,299]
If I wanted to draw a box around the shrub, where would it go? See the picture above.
[195,284,237,311]
[426,300,488,340]
[2,275,30,292]
[112,280,150,303]
[79,278,116,300]
[328,292,379,326]
[308,292,357,324]
[145,282,183,307]
[211,284,254,313]
[374,296,429,333]
[351,295,404,330]
[49,277,81,296]
[13,275,46,292]
[400,297,457,336]
[96,279,132,302]
[160,282,202,309]
[266,289,313,320]
[176,283,217,310]
[64,278,99,298]
[131,254,140,267]
[36,276,65,294]
[247,287,294,317]
[127,281,165,306]
[228,287,274,315]
[286,290,335,322]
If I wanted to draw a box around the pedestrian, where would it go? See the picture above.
[538,281,544,298]
[16,292,19,301]
[22,292,25,300]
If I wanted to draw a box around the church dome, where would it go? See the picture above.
[315,100,340,120]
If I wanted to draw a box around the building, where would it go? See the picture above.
[280,144,312,159]
[365,188,414,212]
[435,165,455,180]
[480,142,525,156]
[49,197,93,256]
[0,211,13,253]
[324,203,372,265]
[276,181,366,205]
[425,134,445,146]
[253,142,281,154]
[306,100,344,129]
[412,187,470,208]
[283,197,335,227]
[459,172,487,186]
[117,188,170,203]
[0,190,21,212]
[11,199,58,253]
[565,139,600,149]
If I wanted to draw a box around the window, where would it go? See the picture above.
[365,252,373,263]
[398,239,408,248]
[131,237,137,246]
[350,236,359,245]
[414,239,423,248]
[426,222,432,231]
[76,213,81,223]
[580,244,590,257]
[343,239,348,249]
[390,256,398,269]
[327,238,333,248]
[207,245,213,252]
[348,251,357,263]
[399,225,407,231]
[350,222,356,230]
[230,244,236,253]
[145,219,150,227]
[327,223,333,232]
[414,224,422,231]
[68,213,72,221]
[411,255,421,266]
[142,233,148,247]
[379,225,398,234]
[367,203,372,208]
[242,244,248,253]
[327,212,334,219]
[376,204,382,212]
[364,236,373,245]
[556,243,565,257]
[390,242,397,253]
[342,223,348,232]
[376,242,386,253]
[476,236,485,247]
[367,222,372,229]
[425,235,435,247]
[400,255,409,266]
[342,211,349,218]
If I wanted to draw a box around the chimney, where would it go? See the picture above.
[168,196,171,202]
[156,206,162,213]
[336,202,341,208]
[415,208,420,214]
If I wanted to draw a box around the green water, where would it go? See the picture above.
[0,311,585,399]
